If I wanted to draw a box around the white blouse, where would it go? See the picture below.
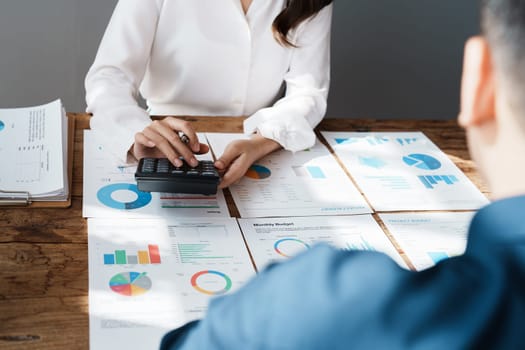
[85,0,332,161]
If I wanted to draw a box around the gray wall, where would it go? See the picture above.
[329,0,479,119]
[0,0,479,119]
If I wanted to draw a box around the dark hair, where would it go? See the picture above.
[481,0,525,111]
[273,0,333,47]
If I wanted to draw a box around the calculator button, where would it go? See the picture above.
[136,157,219,195]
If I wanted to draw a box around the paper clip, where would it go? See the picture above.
[0,190,32,206]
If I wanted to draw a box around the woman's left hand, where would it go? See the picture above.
[214,134,281,189]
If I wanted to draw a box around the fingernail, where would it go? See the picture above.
[190,158,199,167]
[173,158,182,167]
[148,141,155,147]
[192,143,200,152]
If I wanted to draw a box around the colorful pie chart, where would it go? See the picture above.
[245,164,271,180]
[191,270,232,296]
[109,272,152,297]
[274,238,310,258]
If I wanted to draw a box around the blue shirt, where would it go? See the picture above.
[161,195,525,349]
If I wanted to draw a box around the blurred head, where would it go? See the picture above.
[458,0,525,199]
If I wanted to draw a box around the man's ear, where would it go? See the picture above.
[458,36,496,128]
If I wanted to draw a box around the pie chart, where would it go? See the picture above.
[97,183,152,210]
[245,164,271,179]
[0,120,4,131]
[274,238,310,258]
[191,270,232,296]
[402,154,441,170]
[109,272,152,297]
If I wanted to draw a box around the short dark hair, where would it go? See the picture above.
[481,0,525,112]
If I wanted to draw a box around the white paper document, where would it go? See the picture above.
[238,215,407,270]
[83,130,229,218]
[380,212,475,271]
[322,131,489,211]
[0,99,68,200]
[206,133,371,218]
[88,217,255,350]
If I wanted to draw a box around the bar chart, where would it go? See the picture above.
[345,236,376,251]
[103,244,162,265]
[418,175,459,189]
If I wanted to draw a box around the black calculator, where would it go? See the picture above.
[135,158,220,195]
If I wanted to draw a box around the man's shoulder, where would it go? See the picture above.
[467,194,525,252]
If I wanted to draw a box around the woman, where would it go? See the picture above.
[85,0,333,188]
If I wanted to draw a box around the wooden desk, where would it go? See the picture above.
[0,114,488,349]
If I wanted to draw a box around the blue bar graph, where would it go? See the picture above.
[367,136,389,146]
[442,175,458,185]
[418,175,459,189]
[346,237,376,251]
[397,138,418,146]
[335,138,358,145]
[104,254,115,265]
[334,136,389,146]
[306,166,326,179]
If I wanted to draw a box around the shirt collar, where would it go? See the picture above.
[466,194,525,252]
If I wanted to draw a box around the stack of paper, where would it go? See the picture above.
[0,99,69,202]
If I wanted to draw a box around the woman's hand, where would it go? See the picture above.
[215,134,281,188]
[131,117,209,166]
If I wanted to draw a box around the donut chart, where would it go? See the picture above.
[109,272,152,297]
[245,164,271,180]
[0,120,4,131]
[97,183,152,210]
[191,270,232,296]
[274,238,310,258]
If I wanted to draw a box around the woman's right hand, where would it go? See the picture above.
[131,117,209,167]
